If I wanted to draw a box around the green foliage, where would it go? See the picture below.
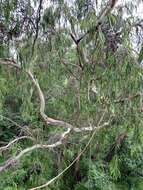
[109,155,121,180]
[138,44,143,63]
[0,0,143,189]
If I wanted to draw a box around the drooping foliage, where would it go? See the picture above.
[0,0,143,190]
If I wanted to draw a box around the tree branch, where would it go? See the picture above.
[0,119,111,173]
[0,136,34,152]
[71,0,118,44]
[0,59,111,176]
[32,0,43,55]
[0,59,74,129]
[0,128,71,173]
[0,58,112,131]
[73,121,109,132]
[28,112,108,190]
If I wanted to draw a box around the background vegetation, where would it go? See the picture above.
[0,0,143,189]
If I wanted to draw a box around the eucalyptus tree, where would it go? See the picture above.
[0,0,143,190]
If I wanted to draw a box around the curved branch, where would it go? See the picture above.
[28,70,74,128]
[0,59,73,129]
[0,59,110,131]
[0,128,71,173]
[0,119,110,173]
[28,113,107,190]
[0,136,34,152]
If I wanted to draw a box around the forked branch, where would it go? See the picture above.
[0,128,71,172]
[0,58,111,176]
[70,0,118,44]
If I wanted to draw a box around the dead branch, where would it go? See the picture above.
[0,136,34,152]
[0,120,110,173]
[0,128,71,173]
[73,121,109,132]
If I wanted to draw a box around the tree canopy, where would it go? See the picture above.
[0,0,143,189]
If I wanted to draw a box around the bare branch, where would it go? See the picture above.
[28,112,108,190]
[0,59,74,129]
[27,71,73,128]
[73,121,109,132]
[0,128,71,173]
[0,58,21,69]
[0,119,111,173]
[0,136,34,152]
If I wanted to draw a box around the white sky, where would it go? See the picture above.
[41,0,143,18]
[117,0,143,18]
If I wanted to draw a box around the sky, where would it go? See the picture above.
[117,0,143,18]
[41,0,143,18]
[12,0,143,58]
